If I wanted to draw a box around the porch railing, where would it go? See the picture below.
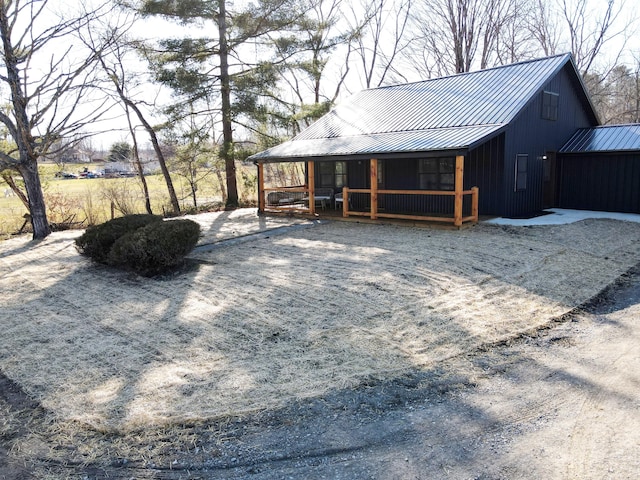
[341,186,479,227]
[259,185,479,227]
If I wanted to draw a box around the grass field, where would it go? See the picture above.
[0,162,258,237]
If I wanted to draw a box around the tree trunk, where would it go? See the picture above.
[125,99,180,215]
[1,4,50,239]
[191,182,198,209]
[17,160,51,239]
[215,168,227,203]
[125,106,153,215]
[218,0,239,209]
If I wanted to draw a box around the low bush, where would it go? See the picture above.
[75,214,162,263]
[108,219,201,277]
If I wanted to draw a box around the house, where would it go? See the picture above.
[249,53,599,225]
[558,124,640,213]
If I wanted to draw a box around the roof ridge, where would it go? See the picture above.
[324,123,509,139]
[368,53,572,92]
[584,123,640,129]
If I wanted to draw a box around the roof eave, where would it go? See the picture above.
[251,146,471,164]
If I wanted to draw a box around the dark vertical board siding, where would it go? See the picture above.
[385,159,418,189]
[559,153,640,213]
[465,134,505,215]
[502,65,596,216]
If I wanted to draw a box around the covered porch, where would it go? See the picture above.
[256,156,479,227]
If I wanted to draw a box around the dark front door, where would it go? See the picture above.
[542,151,558,209]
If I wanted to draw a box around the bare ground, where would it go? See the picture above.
[0,209,639,478]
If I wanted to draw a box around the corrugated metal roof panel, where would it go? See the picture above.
[294,54,570,141]
[250,124,504,161]
[560,124,640,153]
[250,54,584,162]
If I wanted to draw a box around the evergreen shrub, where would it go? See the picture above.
[75,214,162,263]
[108,219,201,277]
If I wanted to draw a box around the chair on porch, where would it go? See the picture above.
[313,187,334,210]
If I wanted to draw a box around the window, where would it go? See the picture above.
[419,157,455,191]
[335,161,347,188]
[318,162,333,187]
[515,154,528,191]
[318,161,347,188]
[542,91,559,121]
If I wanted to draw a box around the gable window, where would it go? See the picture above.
[318,161,347,188]
[515,154,528,191]
[419,157,455,191]
[542,91,559,121]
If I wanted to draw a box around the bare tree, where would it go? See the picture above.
[410,0,518,77]
[89,27,181,214]
[525,0,562,57]
[124,103,153,215]
[0,0,115,239]
[540,0,636,121]
[587,61,640,124]
[559,0,629,75]
[347,0,413,87]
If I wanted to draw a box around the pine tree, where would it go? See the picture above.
[139,0,304,209]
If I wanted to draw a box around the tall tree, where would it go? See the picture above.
[348,0,413,87]
[410,0,518,77]
[138,0,304,209]
[94,39,181,213]
[261,0,358,138]
[559,0,629,75]
[0,0,115,239]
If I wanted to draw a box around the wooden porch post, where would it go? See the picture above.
[257,162,265,213]
[454,155,464,227]
[471,186,479,223]
[342,186,348,217]
[370,158,378,219]
[308,160,315,215]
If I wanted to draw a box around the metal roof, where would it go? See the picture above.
[251,54,582,162]
[252,124,505,160]
[560,124,640,153]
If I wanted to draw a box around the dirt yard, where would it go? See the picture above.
[0,209,639,478]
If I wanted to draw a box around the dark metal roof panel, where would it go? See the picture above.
[250,124,504,162]
[249,54,586,162]
[560,124,640,153]
[294,54,570,141]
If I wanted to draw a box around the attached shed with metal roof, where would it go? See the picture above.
[558,124,640,213]
[249,53,599,224]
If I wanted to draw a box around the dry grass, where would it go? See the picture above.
[1,209,640,434]
[0,162,258,236]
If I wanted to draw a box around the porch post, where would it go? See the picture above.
[471,186,479,223]
[257,162,265,213]
[370,158,378,219]
[308,160,315,215]
[454,155,464,227]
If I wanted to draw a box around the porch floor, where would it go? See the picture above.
[262,207,482,229]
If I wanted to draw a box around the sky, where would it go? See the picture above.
[20,0,640,152]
